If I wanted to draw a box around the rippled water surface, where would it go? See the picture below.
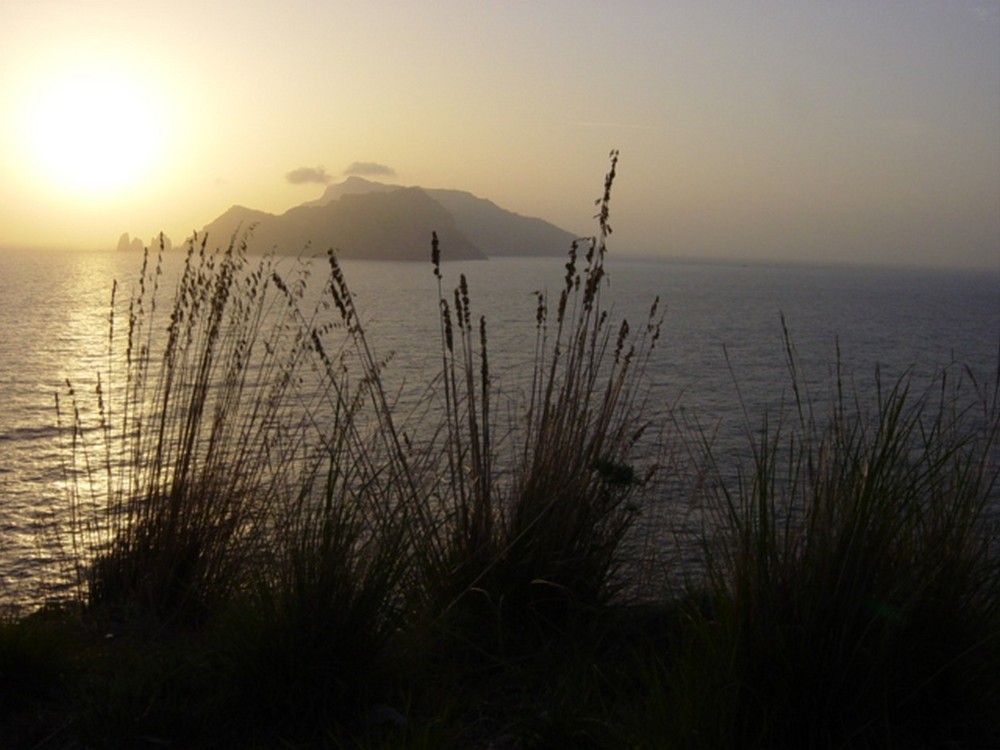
[1,247,998,609]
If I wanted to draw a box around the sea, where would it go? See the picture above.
[1,246,998,612]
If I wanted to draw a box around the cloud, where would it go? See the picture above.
[343,161,397,178]
[286,166,332,185]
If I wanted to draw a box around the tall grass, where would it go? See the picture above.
[9,154,994,747]
[642,340,1000,748]
[52,233,434,744]
[418,150,664,649]
[213,250,428,740]
[60,234,375,625]
[43,152,666,744]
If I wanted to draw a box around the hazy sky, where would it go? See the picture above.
[1,1,998,269]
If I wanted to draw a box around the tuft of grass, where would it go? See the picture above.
[417,151,664,655]
[55,232,431,743]
[642,344,1000,748]
[59,234,326,624]
[213,368,417,740]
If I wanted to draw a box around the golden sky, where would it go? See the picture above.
[1,0,998,269]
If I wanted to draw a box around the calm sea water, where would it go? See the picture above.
[1,247,998,609]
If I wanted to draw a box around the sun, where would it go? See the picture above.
[18,63,168,196]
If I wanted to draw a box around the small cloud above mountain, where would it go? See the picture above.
[286,166,332,185]
[343,161,397,178]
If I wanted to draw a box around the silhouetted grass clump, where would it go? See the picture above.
[1,154,997,748]
[416,151,663,656]
[637,347,1000,748]
[59,234,354,626]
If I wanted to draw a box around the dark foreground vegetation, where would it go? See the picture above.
[2,156,999,748]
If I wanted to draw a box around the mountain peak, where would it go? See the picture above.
[307,176,400,207]
[198,181,577,260]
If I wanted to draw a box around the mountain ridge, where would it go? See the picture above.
[194,178,577,261]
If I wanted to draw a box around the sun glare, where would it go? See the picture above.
[18,64,168,196]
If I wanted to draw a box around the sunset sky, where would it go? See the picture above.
[1,1,998,269]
